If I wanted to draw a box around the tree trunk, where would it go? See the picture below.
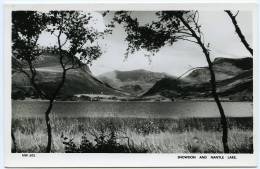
[206,58,230,153]
[11,130,17,153]
[178,16,230,153]
[45,100,54,153]
[225,10,253,56]
[45,69,67,153]
[19,21,68,153]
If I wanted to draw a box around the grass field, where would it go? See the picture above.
[11,116,253,153]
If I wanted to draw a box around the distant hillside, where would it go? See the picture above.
[13,55,253,101]
[12,53,123,100]
[144,57,253,101]
[98,69,174,95]
[184,57,253,83]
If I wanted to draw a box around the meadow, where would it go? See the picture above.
[11,116,253,153]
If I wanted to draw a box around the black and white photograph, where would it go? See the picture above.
[10,8,255,155]
[4,3,258,167]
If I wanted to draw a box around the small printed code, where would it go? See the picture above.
[21,154,36,157]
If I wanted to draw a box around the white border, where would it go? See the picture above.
[4,3,258,168]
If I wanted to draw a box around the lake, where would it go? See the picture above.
[12,101,253,119]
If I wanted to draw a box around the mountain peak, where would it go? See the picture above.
[143,57,252,101]
[184,57,252,83]
[98,69,172,95]
[12,53,123,100]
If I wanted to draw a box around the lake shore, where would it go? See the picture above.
[12,98,253,103]
[12,116,253,153]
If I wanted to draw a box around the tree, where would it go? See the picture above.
[112,11,229,153]
[225,10,253,56]
[12,11,102,152]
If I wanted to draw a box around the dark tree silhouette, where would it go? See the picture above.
[225,10,253,56]
[11,129,17,152]
[12,11,102,152]
[12,11,49,151]
[112,11,229,153]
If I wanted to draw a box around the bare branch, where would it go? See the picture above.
[225,10,253,56]
[60,38,68,48]
[234,11,239,18]
[177,37,199,44]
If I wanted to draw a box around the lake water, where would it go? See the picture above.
[12,101,253,119]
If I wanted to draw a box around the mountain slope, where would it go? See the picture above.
[98,69,174,95]
[184,57,252,83]
[144,57,253,101]
[12,53,123,100]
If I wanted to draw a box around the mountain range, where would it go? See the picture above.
[12,53,253,101]
[143,57,253,101]
[12,53,123,100]
[98,69,174,96]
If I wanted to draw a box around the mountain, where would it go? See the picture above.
[12,53,123,100]
[184,57,253,83]
[98,69,174,95]
[12,55,253,101]
[144,57,253,101]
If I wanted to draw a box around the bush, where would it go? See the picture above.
[62,130,148,153]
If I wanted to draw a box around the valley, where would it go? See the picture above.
[12,53,253,102]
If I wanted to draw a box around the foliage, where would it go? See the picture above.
[62,128,148,153]
[112,10,231,153]
[12,11,107,152]
[12,11,104,99]
[12,11,48,62]
[46,11,103,68]
[112,11,198,57]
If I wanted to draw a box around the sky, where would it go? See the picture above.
[38,11,253,77]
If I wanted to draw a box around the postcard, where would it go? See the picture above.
[4,2,257,168]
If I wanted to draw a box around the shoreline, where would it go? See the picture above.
[12,99,253,103]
